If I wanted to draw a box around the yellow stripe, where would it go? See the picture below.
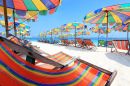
[32,0,48,11]
[0,66,34,86]
[95,73,105,85]
[102,13,107,23]
[109,11,122,23]
[85,12,103,22]
[70,67,92,85]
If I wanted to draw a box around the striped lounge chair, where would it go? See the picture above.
[75,38,86,48]
[107,41,113,47]
[98,40,106,47]
[0,40,117,86]
[111,40,130,55]
[60,39,65,45]
[70,40,75,46]
[64,39,70,46]
[84,39,97,49]
[36,52,75,66]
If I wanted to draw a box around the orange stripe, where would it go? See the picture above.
[13,0,27,11]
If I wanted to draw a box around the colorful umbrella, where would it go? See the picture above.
[1,0,61,37]
[61,22,87,46]
[84,3,130,51]
[112,22,130,40]
[0,31,5,36]
[90,27,111,46]
[77,31,90,39]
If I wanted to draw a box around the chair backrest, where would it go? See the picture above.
[64,39,70,44]
[107,41,112,45]
[60,39,65,43]
[84,39,95,46]
[112,40,129,50]
[70,40,75,44]
[10,37,22,46]
[99,40,105,45]
[75,38,82,45]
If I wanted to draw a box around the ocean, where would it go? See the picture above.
[25,37,128,45]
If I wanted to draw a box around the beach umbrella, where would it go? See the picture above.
[61,22,87,46]
[112,22,130,40]
[1,0,61,37]
[69,33,75,40]
[77,31,90,39]
[90,26,111,46]
[84,3,130,51]
[0,20,30,36]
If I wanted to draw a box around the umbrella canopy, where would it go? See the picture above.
[0,0,61,11]
[1,0,61,37]
[62,22,87,30]
[84,3,130,25]
[90,26,111,46]
[77,31,90,39]
[90,27,111,34]
[0,20,30,29]
[0,31,5,36]
[83,3,130,52]
[112,22,130,40]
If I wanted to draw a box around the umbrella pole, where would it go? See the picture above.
[3,0,9,38]
[51,31,52,42]
[82,32,83,40]
[75,26,76,47]
[98,29,100,47]
[127,23,129,40]
[13,9,17,37]
[106,11,108,52]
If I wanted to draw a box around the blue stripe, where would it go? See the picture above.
[0,0,14,9]
[40,0,56,10]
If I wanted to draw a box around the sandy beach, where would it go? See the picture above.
[31,41,130,86]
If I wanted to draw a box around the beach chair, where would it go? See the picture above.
[98,40,106,47]
[0,39,117,86]
[111,40,130,55]
[84,39,97,50]
[75,38,86,48]
[70,40,75,46]
[60,39,66,45]
[107,41,113,47]
[64,39,70,45]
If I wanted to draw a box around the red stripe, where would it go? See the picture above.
[50,0,60,6]
[13,0,27,11]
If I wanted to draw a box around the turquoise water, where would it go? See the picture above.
[25,37,128,46]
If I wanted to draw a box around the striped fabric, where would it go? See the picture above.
[84,3,130,25]
[113,40,129,50]
[60,39,65,44]
[10,37,22,46]
[64,39,70,45]
[76,38,84,46]
[70,40,75,44]
[0,0,61,11]
[46,52,72,64]
[0,41,110,86]
[107,41,112,45]
[84,39,96,46]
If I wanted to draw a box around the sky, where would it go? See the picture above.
[0,0,130,39]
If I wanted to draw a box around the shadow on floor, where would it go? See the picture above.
[105,52,130,67]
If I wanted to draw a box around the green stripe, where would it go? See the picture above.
[91,72,102,86]
[96,13,106,24]
[22,0,38,11]
[108,12,116,23]
[114,9,130,12]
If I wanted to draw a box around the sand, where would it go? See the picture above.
[31,41,130,86]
